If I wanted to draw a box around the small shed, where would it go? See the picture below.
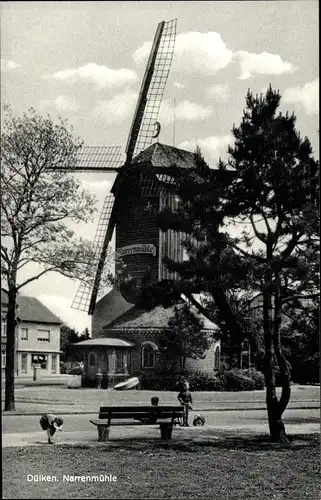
[73,337,135,388]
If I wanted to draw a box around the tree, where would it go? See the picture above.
[1,105,99,411]
[60,324,90,362]
[82,327,91,340]
[159,303,209,373]
[143,86,319,442]
[281,299,319,384]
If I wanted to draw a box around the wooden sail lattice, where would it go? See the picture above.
[72,195,115,311]
[57,146,123,172]
[130,19,177,159]
[71,18,177,314]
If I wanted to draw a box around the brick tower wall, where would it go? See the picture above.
[116,193,160,283]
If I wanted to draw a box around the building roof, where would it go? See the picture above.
[104,300,217,331]
[95,288,135,327]
[74,338,134,348]
[131,143,198,169]
[17,296,62,324]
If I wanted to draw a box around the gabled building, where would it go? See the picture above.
[75,288,220,388]
[1,290,62,376]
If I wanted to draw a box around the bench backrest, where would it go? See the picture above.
[98,405,184,420]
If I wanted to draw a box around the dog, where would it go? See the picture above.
[193,413,206,426]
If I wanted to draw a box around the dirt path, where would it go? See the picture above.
[3,421,319,448]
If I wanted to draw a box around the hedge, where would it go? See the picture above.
[137,368,265,391]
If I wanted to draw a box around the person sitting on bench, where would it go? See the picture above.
[135,397,159,424]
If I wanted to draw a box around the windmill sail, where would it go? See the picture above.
[55,146,123,172]
[125,18,177,163]
[72,195,115,312]
[73,146,123,172]
[71,19,177,315]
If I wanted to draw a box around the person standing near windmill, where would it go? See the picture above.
[177,381,193,426]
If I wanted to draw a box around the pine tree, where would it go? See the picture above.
[146,86,319,442]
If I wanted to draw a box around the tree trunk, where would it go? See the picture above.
[271,279,291,443]
[263,278,290,443]
[4,288,18,411]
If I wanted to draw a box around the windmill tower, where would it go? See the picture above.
[63,19,193,314]
[62,19,222,386]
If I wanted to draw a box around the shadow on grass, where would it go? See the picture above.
[57,432,319,454]
[284,416,320,424]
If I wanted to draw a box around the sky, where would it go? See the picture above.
[1,1,319,333]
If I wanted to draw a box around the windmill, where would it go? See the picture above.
[63,19,181,315]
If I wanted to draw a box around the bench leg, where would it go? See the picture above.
[97,425,110,442]
[159,423,173,440]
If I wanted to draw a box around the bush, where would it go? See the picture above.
[68,366,84,375]
[136,367,265,392]
[137,371,164,390]
[60,361,67,374]
[188,371,216,391]
[241,368,265,390]
[136,370,191,391]
[222,370,256,391]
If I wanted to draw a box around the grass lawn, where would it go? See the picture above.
[2,434,320,499]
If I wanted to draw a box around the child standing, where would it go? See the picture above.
[39,413,63,444]
[178,381,193,426]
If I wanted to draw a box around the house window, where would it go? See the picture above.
[1,351,6,368]
[21,328,28,340]
[21,353,28,373]
[52,354,57,374]
[32,354,48,369]
[1,318,7,337]
[115,350,125,373]
[214,345,220,371]
[141,343,157,369]
[37,329,50,342]
[89,352,96,367]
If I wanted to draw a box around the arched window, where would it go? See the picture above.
[141,343,157,368]
[89,352,96,367]
[214,345,220,371]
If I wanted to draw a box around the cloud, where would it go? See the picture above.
[81,179,114,197]
[40,95,79,111]
[93,90,138,123]
[1,58,21,72]
[133,31,298,82]
[159,99,212,124]
[283,78,319,115]
[43,63,137,89]
[173,81,185,89]
[179,135,233,163]
[206,83,230,101]
[236,50,296,80]
[133,31,233,75]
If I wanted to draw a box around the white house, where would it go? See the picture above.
[1,290,63,377]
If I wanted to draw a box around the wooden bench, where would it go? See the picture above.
[90,405,184,441]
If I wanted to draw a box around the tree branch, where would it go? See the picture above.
[250,212,267,244]
[281,293,319,305]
